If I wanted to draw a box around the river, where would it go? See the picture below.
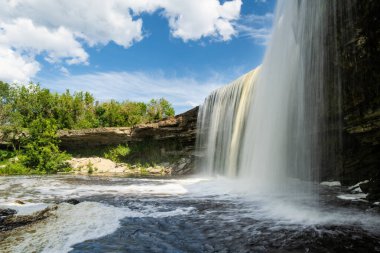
[1,175,379,252]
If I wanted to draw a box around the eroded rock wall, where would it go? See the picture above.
[58,107,199,175]
[328,0,380,199]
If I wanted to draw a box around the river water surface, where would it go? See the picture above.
[0,176,379,253]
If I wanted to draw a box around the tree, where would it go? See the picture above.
[159,98,175,118]
[96,100,125,127]
[0,82,10,125]
[20,118,69,173]
[122,101,147,126]
[147,98,175,121]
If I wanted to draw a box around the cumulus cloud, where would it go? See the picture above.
[0,0,144,48]
[41,71,226,113]
[0,18,88,64]
[0,0,244,82]
[0,45,40,82]
[158,0,242,41]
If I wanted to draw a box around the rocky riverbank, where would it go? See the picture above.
[66,156,193,176]
[58,107,199,177]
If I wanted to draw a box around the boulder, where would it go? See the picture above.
[63,199,80,205]
[0,205,55,232]
[0,208,17,217]
[359,181,370,194]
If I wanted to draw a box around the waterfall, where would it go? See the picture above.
[196,0,349,191]
[196,68,259,177]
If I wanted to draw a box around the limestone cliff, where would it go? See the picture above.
[329,0,380,200]
[59,106,198,150]
[58,106,199,175]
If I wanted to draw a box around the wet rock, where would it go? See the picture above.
[367,177,380,202]
[15,200,25,205]
[170,156,194,175]
[359,181,370,194]
[64,199,80,205]
[0,205,56,232]
[178,163,186,170]
[0,208,17,217]
[348,180,369,193]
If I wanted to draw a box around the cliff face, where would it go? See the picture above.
[59,106,198,150]
[58,106,199,175]
[330,0,380,200]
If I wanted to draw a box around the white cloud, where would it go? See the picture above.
[41,71,226,113]
[0,18,88,65]
[158,0,242,41]
[0,45,40,82]
[0,0,243,83]
[0,0,144,48]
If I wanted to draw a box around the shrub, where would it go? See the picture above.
[104,144,130,162]
[0,162,30,175]
[0,150,15,162]
[20,118,70,173]
[87,161,94,174]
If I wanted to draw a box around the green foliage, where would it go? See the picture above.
[87,161,94,174]
[0,150,15,162]
[20,118,70,173]
[0,81,175,131]
[0,81,176,174]
[0,162,30,175]
[122,102,147,126]
[96,100,125,127]
[147,98,175,121]
[104,144,131,162]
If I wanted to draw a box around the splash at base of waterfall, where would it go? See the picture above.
[1,176,379,253]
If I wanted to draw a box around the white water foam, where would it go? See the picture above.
[0,176,202,204]
[2,200,195,253]
[0,202,49,216]
[1,176,379,252]
[183,176,380,230]
[3,202,127,253]
[320,181,341,187]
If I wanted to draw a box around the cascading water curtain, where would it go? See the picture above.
[195,68,259,177]
[196,0,356,193]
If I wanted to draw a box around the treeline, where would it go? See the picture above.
[0,81,175,130]
[0,81,175,174]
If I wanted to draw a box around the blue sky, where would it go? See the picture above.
[0,0,276,113]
